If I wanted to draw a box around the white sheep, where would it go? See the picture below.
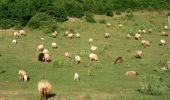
[135,33,141,40]
[89,53,98,61]
[106,23,111,27]
[12,39,17,44]
[44,54,50,62]
[38,80,52,100]
[105,33,110,38]
[138,30,142,34]
[89,38,93,43]
[126,34,131,39]
[76,33,80,38]
[19,30,26,36]
[64,52,71,58]
[161,32,168,36]
[141,40,150,46]
[43,49,49,54]
[75,55,81,63]
[125,71,138,77]
[51,43,57,49]
[52,31,58,38]
[148,29,152,33]
[164,26,168,30]
[65,31,69,36]
[68,33,74,39]
[135,50,143,58]
[159,39,166,45]
[74,73,80,81]
[142,29,146,33]
[14,32,20,38]
[90,46,97,52]
[118,24,123,28]
[18,69,27,82]
[37,44,44,51]
[41,37,45,40]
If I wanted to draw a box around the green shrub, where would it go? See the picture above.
[139,74,167,95]
[85,12,96,23]
[0,19,15,29]
[106,8,114,17]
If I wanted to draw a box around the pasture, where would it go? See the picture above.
[0,11,170,100]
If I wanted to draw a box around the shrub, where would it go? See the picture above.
[0,19,15,29]
[85,12,96,23]
[106,8,114,17]
[139,74,167,95]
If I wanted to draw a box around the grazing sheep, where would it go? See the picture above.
[43,49,49,54]
[75,55,81,63]
[142,29,146,34]
[126,34,131,39]
[118,24,123,28]
[89,53,98,61]
[76,33,80,38]
[138,30,142,34]
[41,38,45,40]
[18,69,27,82]
[106,23,111,27]
[105,33,110,38]
[90,46,97,52]
[14,32,20,38]
[38,53,45,62]
[114,57,123,64]
[51,31,58,38]
[44,54,50,62]
[68,33,74,39]
[19,30,26,36]
[65,31,69,36]
[12,39,17,44]
[135,50,143,58]
[64,52,71,58]
[135,33,141,40]
[148,29,152,33]
[37,44,44,51]
[89,38,93,43]
[164,26,168,30]
[74,73,80,81]
[159,39,166,45]
[141,40,150,46]
[125,71,138,77]
[161,32,168,36]
[38,80,52,100]
[51,43,57,49]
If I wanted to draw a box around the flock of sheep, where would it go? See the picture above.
[11,21,169,99]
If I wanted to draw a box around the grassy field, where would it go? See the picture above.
[0,11,170,100]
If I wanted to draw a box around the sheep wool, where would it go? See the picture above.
[90,46,97,52]
[76,33,80,38]
[75,55,81,63]
[106,23,111,27]
[51,43,57,48]
[89,38,93,43]
[164,26,168,30]
[126,34,131,39]
[43,49,49,54]
[105,33,110,38]
[74,73,80,81]
[161,32,168,36]
[12,39,17,44]
[18,69,27,81]
[135,50,143,58]
[19,30,26,36]
[89,53,98,61]
[64,52,71,58]
[135,33,141,40]
[159,39,166,45]
[125,71,138,77]
[14,32,20,37]
[68,33,74,39]
[52,31,58,38]
[37,44,44,51]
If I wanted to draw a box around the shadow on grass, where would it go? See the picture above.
[48,93,56,99]
[0,70,6,74]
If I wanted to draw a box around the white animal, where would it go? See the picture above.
[44,54,50,62]
[76,33,80,38]
[14,32,20,38]
[118,24,123,28]
[68,33,74,39]
[89,38,93,43]
[106,23,111,27]
[74,73,80,81]
[142,29,146,33]
[18,69,27,81]
[135,33,141,40]
[164,26,168,30]
[51,43,57,48]
[12,39,17,44]
[19,30,26,36]
[125,71,138,77]
[37,44,44,51]
[43,49,49,54]
[89,53,98,61]
[105,33,110,38]
[159,39,166,45]
[75,55,81,63]
[135,50,143,58]
[90,46,97,52]
[65,31,69,36]
[41,37,45,40]
[126,34,131,39]
[52,31,58,38]
[138,30,142,34]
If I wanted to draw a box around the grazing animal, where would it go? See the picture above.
[141,40,150,46]
[138,30,142,34]
[76,33,80,38]
[89,53,98,61]
[148,29,152,33]
[43,49,49,54]
[12,39,17,44]
[126,34,131,39]
[135,50,143,58]
[14,32,20,38]
[64,31,69,36]
[19,30,26,36]
[44,54,51,62]
[18,69,27,81]
[142,29,146,33]
[114,57,123,64]
[159,39,166,46]
[38,53,45,62]
[51,31,58,38]
[135,33,141,40]
[38,80,52,100]
[74,73,80,81]
[164,26,168,30]
[75,55,81,64]
[51,43,57,49]
[125,71,138,77]
[37,44,44,51]
[89,38,93,43]
[90,46,97,52]
[161,32,168,36]
[64,52,71,58]
[41,38,45,40]
[105,33,110,38]
[68,33,74,39]
[106,23,111,27]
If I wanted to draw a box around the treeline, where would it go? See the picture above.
[0,0,170,29]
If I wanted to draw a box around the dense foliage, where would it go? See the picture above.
[0,0,170,28]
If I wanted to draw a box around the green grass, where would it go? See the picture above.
[0,11,170,100]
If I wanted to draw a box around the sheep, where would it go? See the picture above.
[68,33,74,39]
[138,30,142,34]
[118,24,123,28]
[125,71,138,77]
[89,53,98,61]
[38,53,45,62]
[74,73,80,81]
[18,69,27,82]
[105,33,110,38]
[44,54,50,62]
[159,39,166,46]
[161,32,168,36]
[135,33,141,40]
[75,55,81,63]
[141,40,150,46]
[64,31,69,36]
[41,38,45,40]
[14,32,20,38]
[64,52,71,58]
[38,80,52,100]
[51,31,58,38]
[51,43,57,49]
[90,46,97,52]
[126,34,131,39]
[19,30,26,36]
[135,50,143,58]
[37,44,44,51]
[12,39,17,44]
[106,23,111,27]
[75,33,80,38]
[89,38,93,44]
[113,57,123,64]
[164,26,168,30]
[43,49,49,54]
[148,29,152,33]
[142,29,146,34]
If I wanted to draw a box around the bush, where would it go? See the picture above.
[0,19,15,29]
[139,74,167,95]
[85,12,96,23]
[106,8,114,17]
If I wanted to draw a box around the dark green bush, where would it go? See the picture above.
[85,12,96,23]
[0,19,15,29]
